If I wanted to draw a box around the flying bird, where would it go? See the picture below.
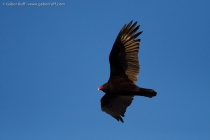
[98,21,157,123]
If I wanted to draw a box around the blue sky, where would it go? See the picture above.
[1,0,210,139]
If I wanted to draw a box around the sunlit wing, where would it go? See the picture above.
[109,21,142,83]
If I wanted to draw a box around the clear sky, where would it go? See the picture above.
[1,0,210,140]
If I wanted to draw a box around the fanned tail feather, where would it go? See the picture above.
[135,88,157,98]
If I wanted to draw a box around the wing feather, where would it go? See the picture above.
[109,21,142,83]
[101,94,133,122]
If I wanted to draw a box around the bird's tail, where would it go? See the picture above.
[135,87,157,98]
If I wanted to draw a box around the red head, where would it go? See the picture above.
[98,83,109,92]
[98,85,103,90]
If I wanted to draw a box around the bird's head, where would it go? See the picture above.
[98,83,109,92]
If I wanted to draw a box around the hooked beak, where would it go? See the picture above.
[98,86,103,90]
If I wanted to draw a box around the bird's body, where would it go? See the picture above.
[98,21,157,122]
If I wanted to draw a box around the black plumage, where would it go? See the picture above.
[98,21,157,123]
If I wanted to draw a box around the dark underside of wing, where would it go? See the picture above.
[109,21,142,83]
[101,94,133,122]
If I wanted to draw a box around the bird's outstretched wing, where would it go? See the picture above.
[101,94,133,122]
[109,21,142,83]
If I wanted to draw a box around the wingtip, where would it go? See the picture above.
[116,117,124,123]
[129,20,138,26]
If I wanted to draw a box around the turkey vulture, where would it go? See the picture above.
[98,21,157,123]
